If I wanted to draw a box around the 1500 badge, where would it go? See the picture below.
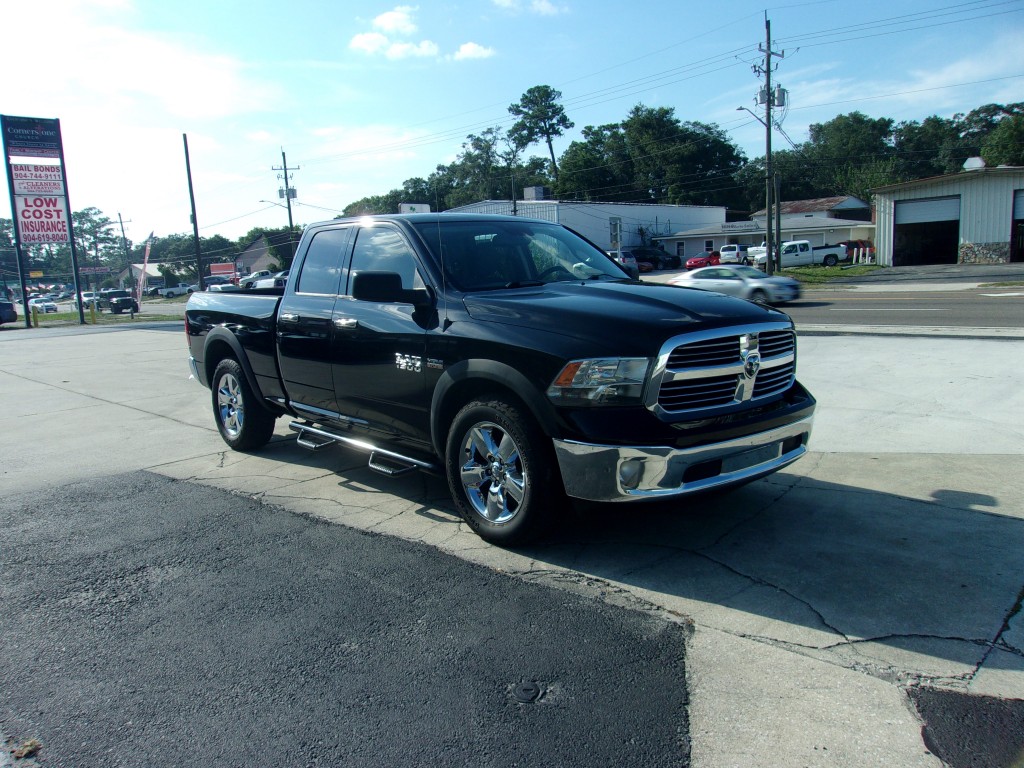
[395,353,422,372]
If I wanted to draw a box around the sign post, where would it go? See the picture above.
[2,114,86,325]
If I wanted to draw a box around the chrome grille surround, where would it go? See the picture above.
[647,322,797,418]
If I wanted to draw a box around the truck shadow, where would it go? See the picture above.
[257,436,1022,673]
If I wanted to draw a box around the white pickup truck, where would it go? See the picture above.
[751,240,847,269]
[158,283,194,298]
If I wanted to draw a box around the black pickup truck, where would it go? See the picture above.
[185,214,815,545]
[98,289,139,314]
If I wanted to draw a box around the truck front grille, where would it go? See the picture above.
[653,327,796,417]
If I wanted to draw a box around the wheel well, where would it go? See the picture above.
[203,338,237,383]
[434,379,534,455]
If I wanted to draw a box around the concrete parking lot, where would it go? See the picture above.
[0,310,1021,766]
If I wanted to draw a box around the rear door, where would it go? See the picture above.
[276,226,353,418]
[330,223,432,448]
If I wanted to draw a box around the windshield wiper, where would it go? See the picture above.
[503,281,546,289]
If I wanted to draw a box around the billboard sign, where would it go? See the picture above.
[2,115,60,158]
[14,195,70,244]
[11,163,64,195]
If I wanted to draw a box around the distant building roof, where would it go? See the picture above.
[751,195,868,217]
[870,165,1024,193]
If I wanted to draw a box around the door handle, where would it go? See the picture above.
[280,312,299,323]
[334,317,358,329]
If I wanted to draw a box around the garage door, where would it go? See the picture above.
[893,196,961,266]
[894,197,960,224]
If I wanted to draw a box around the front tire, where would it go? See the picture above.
[212,358,276,451]
[750,288,769,304]
[445,396,562,546]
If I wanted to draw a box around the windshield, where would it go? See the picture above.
[412,219,628,291]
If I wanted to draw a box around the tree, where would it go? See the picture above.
[803,112,895,196]
[892,116,961,179]
[555,123,634,202]
[508,85,574,180]
[981,113,1024,167]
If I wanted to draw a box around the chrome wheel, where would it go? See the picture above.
[216,371,245,439]
[458,420,526,524]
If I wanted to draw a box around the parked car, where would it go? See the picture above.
[73,291,100,310]
[627,246,680,271]
[837,239,875,261]
[240,270,273,289]
[607,251,640,278]
[752,240,847,269]
[158,283,193,298]
[98,289,140,314]
[251,270,290,289]
[0,300,17,324]
[686,251,721,270]
[718,244,751,264]
[28,297,58,314]
[669,264,802,304]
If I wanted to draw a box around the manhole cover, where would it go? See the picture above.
[511,681,543,703]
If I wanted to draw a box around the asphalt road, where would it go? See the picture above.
[0,473,690,768]
[1,277,1021,768]
[786,286,1024,329]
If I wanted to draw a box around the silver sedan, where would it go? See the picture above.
[668,264,801,304]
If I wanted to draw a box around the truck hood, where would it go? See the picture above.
[462,280,789,354]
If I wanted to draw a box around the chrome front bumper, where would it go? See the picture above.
[552,416,813,502]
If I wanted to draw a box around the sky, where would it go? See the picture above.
[2,0,1022,246]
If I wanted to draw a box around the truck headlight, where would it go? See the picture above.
[546,358,650,406]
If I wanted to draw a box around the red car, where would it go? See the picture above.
[686,251,720,270]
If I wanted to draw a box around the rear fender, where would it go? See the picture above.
[203,327,265,402]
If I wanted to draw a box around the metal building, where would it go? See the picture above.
[872,163,1024,267]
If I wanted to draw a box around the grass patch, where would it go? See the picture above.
[21,309,181,327]
[778,264,884,284]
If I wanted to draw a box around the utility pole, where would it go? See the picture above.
[183,134,204,292]
[272,149,299,263]
[756,15,784,275]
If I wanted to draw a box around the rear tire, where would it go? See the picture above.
[750,289,769,304]
[445,396,562,546]
[823,254,838,267]
[212,358,276,451]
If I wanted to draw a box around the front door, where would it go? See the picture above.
[330,224,432,449]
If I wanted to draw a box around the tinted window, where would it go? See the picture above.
[297,228,350,295]
[349,227,421,291]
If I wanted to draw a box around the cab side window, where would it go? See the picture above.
[349,227,422,292]
[296,228,350,295]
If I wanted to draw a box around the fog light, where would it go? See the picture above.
[619,459,643,490]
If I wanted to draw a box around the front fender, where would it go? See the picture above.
[430,359,561,457]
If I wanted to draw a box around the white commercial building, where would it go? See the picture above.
[446,196,725,252]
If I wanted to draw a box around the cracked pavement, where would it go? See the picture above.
[1,324,1021,767]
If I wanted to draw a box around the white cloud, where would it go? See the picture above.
[490,0,566,14]
[453,42,496,60]
[386,40,440,59]
[373,6,418,35]
[530,0,563,15]
[350,32,389,54]
[349,6,443,59]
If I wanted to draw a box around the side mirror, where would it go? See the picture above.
[352,271,432,308]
